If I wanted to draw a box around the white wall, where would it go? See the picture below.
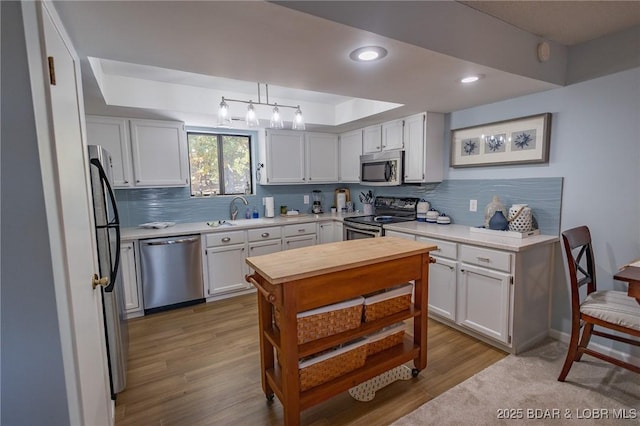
[0,2,71,424]
[447,68,640,346]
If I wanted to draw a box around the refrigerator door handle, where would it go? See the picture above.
[90,158,121,293]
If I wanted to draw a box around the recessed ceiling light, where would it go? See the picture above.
[349,46,388,62]
[460,74,484,84]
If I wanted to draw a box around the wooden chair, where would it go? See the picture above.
[558,226,640,381]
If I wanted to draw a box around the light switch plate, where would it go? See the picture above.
[470,199,477,212]
[304,195,309,204]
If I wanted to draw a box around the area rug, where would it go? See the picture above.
[393,339,639,425]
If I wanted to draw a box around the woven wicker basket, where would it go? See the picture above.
[363,283,413,322]
[299,340,368,391]
[274,297,364,344]
[366,322,406,357]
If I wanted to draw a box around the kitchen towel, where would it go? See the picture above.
[264,196,275,218]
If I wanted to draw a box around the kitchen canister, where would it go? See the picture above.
[508,204,533,232]
[426,208,440,223]
[416,201,430,222]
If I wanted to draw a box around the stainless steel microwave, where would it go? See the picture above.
[360,150,403,186]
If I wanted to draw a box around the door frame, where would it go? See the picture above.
[22,1,112,424]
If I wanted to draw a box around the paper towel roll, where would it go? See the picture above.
[337,193,347,212]
[264,197,275,218]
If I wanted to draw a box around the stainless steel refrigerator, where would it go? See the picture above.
[88,145,128,399]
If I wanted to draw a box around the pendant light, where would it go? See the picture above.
[292,106,305,130]
[245,101,259,127]
[217,98,232,127]
[270,104,284,129]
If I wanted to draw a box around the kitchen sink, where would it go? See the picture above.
[206,220,235,228]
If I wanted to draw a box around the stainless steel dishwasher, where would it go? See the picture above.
[140,235,204,313]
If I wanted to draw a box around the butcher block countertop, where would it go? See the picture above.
[245,236,436,285]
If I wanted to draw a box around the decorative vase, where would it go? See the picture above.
[484,195,507,228]
[508,204,533,232]
[488,210,509,231]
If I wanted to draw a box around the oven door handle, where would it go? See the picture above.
[344,224,381,238]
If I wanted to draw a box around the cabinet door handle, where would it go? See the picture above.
[476,257,491,263]
[221,237,231,243]
[261,232,270,238]
[298,229,306,233]
[241,247,245,252]
[124,180,129,184]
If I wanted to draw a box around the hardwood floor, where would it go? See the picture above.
[116,294,506,425]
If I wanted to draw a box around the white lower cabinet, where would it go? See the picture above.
[120,241,142,317]
[284,234,317,249]
[427,257,457,321]
[457,263,511,344]
[283,223,317,249]
[204,231,249,297]
[318,221,342,244]
[416,236,457,322]
[389,228,554,354]
[247,227,282,273]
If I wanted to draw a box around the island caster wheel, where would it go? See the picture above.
[266,393,275,402]
[411,368,420,377]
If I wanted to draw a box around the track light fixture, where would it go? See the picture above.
[217,83,305,130]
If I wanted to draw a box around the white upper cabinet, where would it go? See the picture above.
[363,119,404,154]
[403,112,444,184]
[362,124,382,154]
[338,129,362,183]
[86,116,133,187]
[129,119,189,187]
[86,116,189,188]
[381,119,404,151]
[263,130,306,184]
[305,132,338,183]
[260,130,338,185]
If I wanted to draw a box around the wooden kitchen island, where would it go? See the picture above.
[245,237,436,426]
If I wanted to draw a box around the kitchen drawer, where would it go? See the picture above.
[247,226,282,242]
[283,223,316,237]
[205,230,246,247]
[416,236,457,260]
[460,245,512,273]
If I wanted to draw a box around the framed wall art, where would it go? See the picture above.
[450,113,552,168]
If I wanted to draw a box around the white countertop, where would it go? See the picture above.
[121,213,352,241]
[384,222,558,252]
[122,215,558,251]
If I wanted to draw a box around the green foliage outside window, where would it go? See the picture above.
[188,132,251,196]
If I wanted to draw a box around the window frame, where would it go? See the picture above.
[186,128,253,197]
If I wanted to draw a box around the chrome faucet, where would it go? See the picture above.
[229,195,249,220]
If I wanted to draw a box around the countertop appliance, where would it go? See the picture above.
[88,145,127,399]
[360,150,403,186]
[140,235,204,313]
[343,196,419,239]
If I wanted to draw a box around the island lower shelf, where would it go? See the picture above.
[266,338,419,411]
[265,306,421,358]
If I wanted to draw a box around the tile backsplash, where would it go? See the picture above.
[116,177,563,235]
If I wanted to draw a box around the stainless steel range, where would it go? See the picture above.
[343,196,420,240]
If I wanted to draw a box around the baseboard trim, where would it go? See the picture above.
[549,328,640,366]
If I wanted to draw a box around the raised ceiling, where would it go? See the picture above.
[52,1,640,132]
